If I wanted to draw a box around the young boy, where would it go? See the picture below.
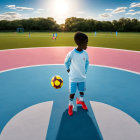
[64,32,89,116]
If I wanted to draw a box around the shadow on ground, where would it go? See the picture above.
[56,106,101,140]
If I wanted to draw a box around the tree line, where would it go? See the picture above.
[0,17,140,32]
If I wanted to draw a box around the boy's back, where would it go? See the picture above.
[64,32,89,116]
[65,48,89,82]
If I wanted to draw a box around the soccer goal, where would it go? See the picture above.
[16,28,24,33]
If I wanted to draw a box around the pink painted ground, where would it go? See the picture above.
[0,47,140,73]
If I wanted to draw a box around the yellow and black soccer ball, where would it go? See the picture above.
[51,75,63,89]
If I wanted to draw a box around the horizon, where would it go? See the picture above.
[0,0,140,24]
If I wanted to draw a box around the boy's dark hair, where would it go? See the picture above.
[74,32,88,45]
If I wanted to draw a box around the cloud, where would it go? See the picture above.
[126,12,136,16]
[105,9,113,11]
[37,9,45,11]
[112,7,127,14]
[15,7,34,11]
[77,11,85,15]
[6,5,16,9]
[6,5,34,11]
[130,3,140,8]
[33,11,41,14]
[99,13,112,18]
[0,12,21,20]
[86,16,96,19]
[126,11,140,15]
[34,11,41,14]
[33,9,46,14]
[129,9,135,12]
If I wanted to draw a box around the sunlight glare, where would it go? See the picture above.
[52,0,69,15]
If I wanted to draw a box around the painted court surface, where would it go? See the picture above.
[0,47,140,140]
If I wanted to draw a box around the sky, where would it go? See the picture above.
[0,0,140,24]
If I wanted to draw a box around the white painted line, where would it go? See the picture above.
[0,101,53,140]
[0,64,139,75]
[0,46,74,52]
[88,46,140,53]
[0,64,64,74]
[0,46,139,53]
[90,101,140,140]
[93,64,140,75]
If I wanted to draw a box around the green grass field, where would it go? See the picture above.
[0,32,140,51]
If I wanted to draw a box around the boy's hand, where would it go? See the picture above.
[67,69,70,73]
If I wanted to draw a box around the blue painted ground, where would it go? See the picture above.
[0,65,140,140]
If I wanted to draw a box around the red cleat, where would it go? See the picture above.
[68,105,73,116]
[76,98,88,110]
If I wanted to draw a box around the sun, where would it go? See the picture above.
[45,0,78,23]
[52,0,69,15]
[54,0,69,15]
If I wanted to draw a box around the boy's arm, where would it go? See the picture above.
[85,53,89,74]
[64,52,71,72]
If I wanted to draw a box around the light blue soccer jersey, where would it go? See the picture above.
[64,48,89,82]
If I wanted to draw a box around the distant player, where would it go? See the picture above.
[52,33,55,40]
[29,31,30,38]
[64,32,89,116]
[116,31,118,36]
[55,32,57,40]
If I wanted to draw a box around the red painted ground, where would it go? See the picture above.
[0,47,140,73]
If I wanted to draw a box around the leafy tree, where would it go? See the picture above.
[0,17,140,32]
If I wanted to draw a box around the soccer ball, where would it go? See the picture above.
[51,75,63,89]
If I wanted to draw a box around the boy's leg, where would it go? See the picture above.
[69,82,77,105]
[69,93,75,105]
[79,92,84,101]
[68,93,75,116]
[78,82,86,101]
[76,82,88,110]
[68,82,77,116]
